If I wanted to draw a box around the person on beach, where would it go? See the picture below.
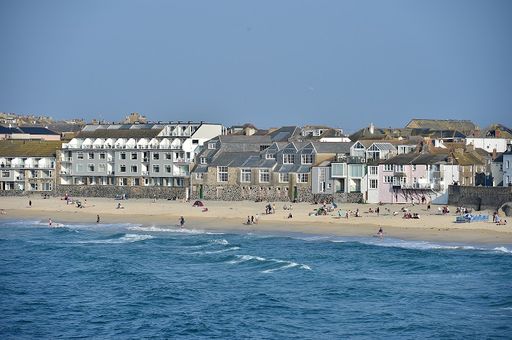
[29,200,32,208]
[246,216,251,225]
[377,227,383,238]
[179,216,185,228]
[97,215,100,223]
[251,216,255,224]
[288,213,293,219]
[48,218,52,227]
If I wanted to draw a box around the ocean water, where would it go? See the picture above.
[1,220,511,339]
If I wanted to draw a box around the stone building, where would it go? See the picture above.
[0,140,61,192]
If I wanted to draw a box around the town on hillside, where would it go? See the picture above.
[0,112,511,207]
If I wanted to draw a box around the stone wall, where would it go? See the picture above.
[191,184,363,203]
[55,185,186,199]
[448,185,512,210]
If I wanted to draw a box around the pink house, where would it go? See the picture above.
[378,153,449,204]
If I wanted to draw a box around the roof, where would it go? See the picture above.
[405,119,478,132]
[310,142,353,154]
[269,126,301,142]
[18,126,59,135]
[0,140,61,157]
[382,153,450,165]
[209,152,260,167]
[0,125,22,134]
[77,128,162,139]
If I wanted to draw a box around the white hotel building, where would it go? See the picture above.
[60,122,223,188]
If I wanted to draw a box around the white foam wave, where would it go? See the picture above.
[128,225,223,235]
[192,247,240,255]
[227,254,311,272]
[210,239,229,245]
[228,254,267,264]
[493,246,512,254]
[75,234,154,244]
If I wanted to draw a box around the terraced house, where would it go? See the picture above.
[191,127,351,202]
[59,122,223,198]
[0,140,61,192]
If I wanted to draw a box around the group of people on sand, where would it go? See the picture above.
[245,215,259,225]
[403,212,420,219]
[265,203,275,214]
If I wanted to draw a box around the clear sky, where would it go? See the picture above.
[0,0,511,131]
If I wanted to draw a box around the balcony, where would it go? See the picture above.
[394,171,406,177]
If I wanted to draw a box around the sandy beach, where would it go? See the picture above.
[0,196,511,244]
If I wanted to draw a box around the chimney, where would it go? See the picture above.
[369,123,374,134]
[492,148,497,160]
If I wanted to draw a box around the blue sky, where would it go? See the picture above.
[0,0,511,131]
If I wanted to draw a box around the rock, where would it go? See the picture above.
[500,202,512,217]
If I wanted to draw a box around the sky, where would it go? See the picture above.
[0,0,511,132]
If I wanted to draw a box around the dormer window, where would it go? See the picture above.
[301,154,313,164]
[208,143,216,150]
[265,153,276,160]
[200,157,207,165]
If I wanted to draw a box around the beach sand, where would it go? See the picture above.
[1,196,511,244]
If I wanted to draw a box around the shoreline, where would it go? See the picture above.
[1,196,511,245]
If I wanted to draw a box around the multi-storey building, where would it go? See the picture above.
[0,140,61,192]
[60,123,223,194]
[378,153,458,204]
[503,144,512,186]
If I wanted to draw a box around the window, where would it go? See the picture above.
[195,173,204,180]
[279,173,289,183]
[165,153,172,160]
[370,179,378,189]
[120,165,126,173]
[384,164,393,171]
[153,153,160,160]
[395,165,404,172]
[131,165,138,173]
[259,169,270,183]
[192,139,199,144]
[266,153,276,160]
[283,154,295,164]
[76,164,84,172]
[165,165,171,173]
[120,152,126,160]
[99,153,106,160]
[153,165,160,173]
[331,163,345,177]
[88,152,94,160]
[241,169,251,183]
[369,166,378,175]
[297,173,309,183]
[98,164,106,172]
[507,160,510,169]
[260,145,270,151]
[349,164,364,177]
[77,153,84,160]
[200,157,207,165]
[218,166,228,182]
[2,171,9,178]
[301,154,313,164]
[131,153,138,160]
[88,164,95,172]
[384,176,393,183]
[208,143,216,150]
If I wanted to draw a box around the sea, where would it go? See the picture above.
[1,219,511,339]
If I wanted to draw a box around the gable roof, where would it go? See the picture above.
[18,126,59,135]
[406,119,477,132]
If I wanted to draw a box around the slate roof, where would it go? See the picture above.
[18,126,59,135]
[371,142,397,151]
[77,128,162,139]
[0,125,22,134]
[0,140,62,157]
[209,152,260,167]
[382,153,450,165]
[405,119,478,132]
[311,142,353,154]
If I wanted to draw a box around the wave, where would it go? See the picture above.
[227,254,311,273]
[191,246,240,255]
[326,237,511,255]
[128,225,223,235]
[493,246,512,254]
[74,233,154,244]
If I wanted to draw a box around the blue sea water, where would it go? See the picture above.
[1,220,511,339]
